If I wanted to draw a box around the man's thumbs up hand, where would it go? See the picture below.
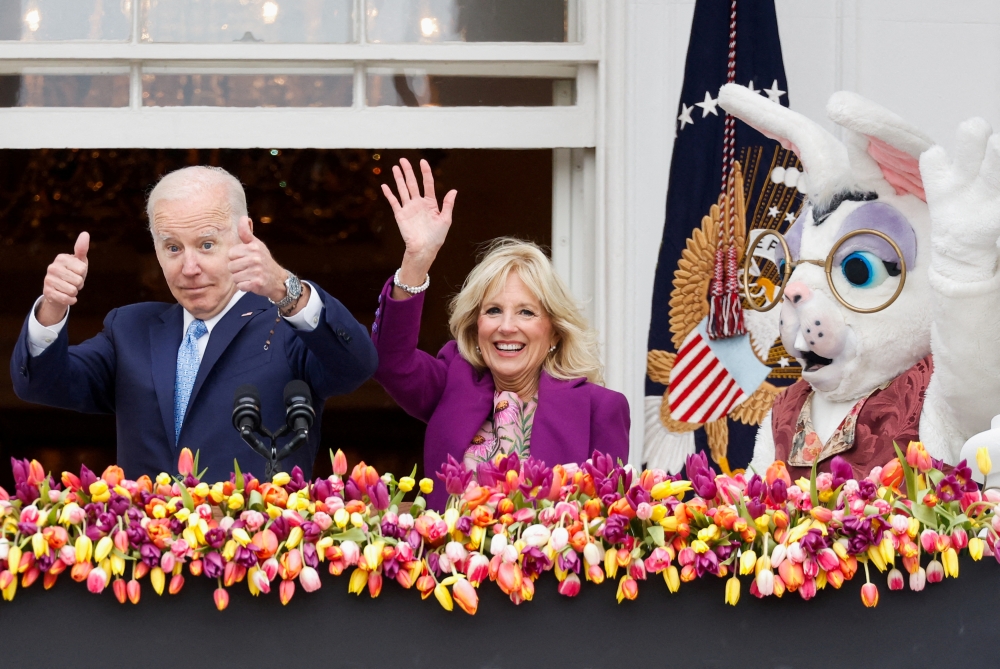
[38,231,91,326]
[228,216,289,303]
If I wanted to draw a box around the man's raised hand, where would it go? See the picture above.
[38,231,90,326]
[227,216,307,311]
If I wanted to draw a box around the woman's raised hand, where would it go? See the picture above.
[381,158,457,285]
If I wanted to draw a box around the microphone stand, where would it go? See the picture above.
[238,424,309,479]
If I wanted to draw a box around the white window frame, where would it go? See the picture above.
[0,0,643,463]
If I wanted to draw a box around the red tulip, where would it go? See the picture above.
[367,570,382,597]
[279,579,295,605]
[43,571,59,590]
[177,448,194,477]
[557,572,581,597]
[113,578,128,604]
[127,579,141,604]
[214,587,229,611]
[169,574,185,595]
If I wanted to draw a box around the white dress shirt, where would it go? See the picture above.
[27,281,324,359]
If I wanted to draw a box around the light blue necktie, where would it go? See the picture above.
[174,319,208,443]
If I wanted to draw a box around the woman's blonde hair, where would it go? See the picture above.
[448,238,604,385]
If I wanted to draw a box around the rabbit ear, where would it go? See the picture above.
[827,91,934,202]
[718,84,855,209]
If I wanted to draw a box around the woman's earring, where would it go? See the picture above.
[549,345,557,353]
[476,346,481,354]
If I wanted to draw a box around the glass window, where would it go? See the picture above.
[366,0,572,43]
[0,74,130,107]
[141,73,353,107]
[0,0,131,41]
[141,0,355,43]
[368,70,574,107]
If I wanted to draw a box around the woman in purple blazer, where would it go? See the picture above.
[371,158,630,509]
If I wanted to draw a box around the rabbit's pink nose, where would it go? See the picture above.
[784,282,813,305]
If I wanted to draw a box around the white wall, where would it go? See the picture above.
[625,0,1000,455]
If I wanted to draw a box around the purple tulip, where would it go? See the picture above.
[830,456,853,490]
[520,457,554,500]
[301,521,321,543]
[694,549,719,577]
[436,455,473,496]
[770,478,788,504]
[558,549,581,574]
[140,542,162,567]
[800,528,829,554]
[382,554,401,580]
[685,451,718,500]
[301,542,319,569]
[602,514,630,545]
[11,457,29,485]
[269,516,290,542]
[952,461,979,494]
[405,529,421,552]
[936,475,962,503]
[427,551,442,577]
[234,545,257,569]
[182,474,199,488]
[344,479,362,502]
[126,523,146,548]
[477,453,520,487]
[366,480,390,511]
[626,484,652,511]
[79,465,98,492]
[107,493,131,517]
[858,479,877,502]
[204,528,226,549]
[202,551,225,579]
[380,516,400,539]
[85,525,103,542]
[520,546,551,579]
[312,478,333,503]
[455,516,473,535]
[37,552,56,572]
[17,521,38,535]
[583,450,616,481]
[286,466,308,493]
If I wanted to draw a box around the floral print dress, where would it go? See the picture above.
[464,390,537,471]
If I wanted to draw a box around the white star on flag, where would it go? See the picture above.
[784,212,797,224]
[694,91,719,117]
[778,356,790,367]
[767,206,779,218]
[677,103,695,130]
[764,79,785,103]
[746,80,758,94]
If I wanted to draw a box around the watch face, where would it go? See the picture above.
[285,274,302,299]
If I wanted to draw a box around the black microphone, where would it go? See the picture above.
[232,384,262,433]
[283,380,315,434]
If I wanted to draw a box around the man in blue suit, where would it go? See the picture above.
[10,166,378,482]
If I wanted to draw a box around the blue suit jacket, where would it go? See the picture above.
[10,284,378,483]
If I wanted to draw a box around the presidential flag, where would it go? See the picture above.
[644,0,804,475]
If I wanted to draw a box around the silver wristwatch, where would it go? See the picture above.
[270,271,303,311]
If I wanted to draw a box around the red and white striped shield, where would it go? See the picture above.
[668,318,770,425]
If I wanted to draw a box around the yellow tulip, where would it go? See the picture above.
[739,550,756,576]
[59,502,80,526]
[754,516,771,535]
[151,566,165,595]
[786,519,813,544]
[266,504,282,520]
[194,482,210,497]
[832,541,849,559]
[816,569,827,590]
[89,480,110,503]
[156,472,171,486]
[658,516,678,533]
[724,576,740,606]
[32,532,48,558]
[977,447,992,477]
[697,525,719,542]
[247,567,261,596]
[650,505,667,522]
[364,541,385,569]
[397,477,415,493]
[182,527,199,549]
[691,540,709,554]
[969,537,985,561]
[942,548,959,578]
[350,512,365,529]
[174,508,190,522]
[110,552,126,576]
[470,525,485,549]
[867,545,887,572]
[443,508,459,532]
[286,526,303,550]
[334,508,350,529]
[232,528,251,547]
[604,548,619,579]
[664,565,680,593]
[434,583,454,611]
[94,536,114,562]
[75,535,93,563]
[222,540,237,562]
[8,545,23,574]
[754,555,771,577]
[879,537,895,567]
[209,483,225,504]
[272,472,291,487]
[227,492,245,511]
[419,478,434,495]
[348,567,368,595]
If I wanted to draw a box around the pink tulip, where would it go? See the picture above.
[889,515,910,534]
[909,567,926,592]
[127,579,141,604]
[798,578,817,601]
[453,578,479,614]
[644,547,672,573]
[160,552,176,573]
[557,572,581,597]
[951,528,969,551]
[550,527,569,551]
[920,529,938,553]
[299,566,322,593]
[169,574,185,595]
[367,570,382,597]
[816,548,840,572]
[279,579,296,605]
[466,553,490,587]
[214,587,229,611]
[786,542,805,564]
[59,545,76,566]
[340,541,360,567]
[629,559,647,581]
[445,541,468,566]
[262,557,279,581]
[113,578,127,604]
[861,582,879,607]
[251,568,271,595]
[802,558,819,579]
[887,568,904,591]
[313,512,332,531]
[926,560,944,583]
[87,566,108,594]
[678,547,696,566]
[19,505,39,524]
[170,539,190,557]
[635,503,652,521]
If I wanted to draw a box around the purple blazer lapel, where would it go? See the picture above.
[531,373,590,466]
[447,365,495,461]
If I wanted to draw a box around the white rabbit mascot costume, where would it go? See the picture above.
[716,84,1000,481]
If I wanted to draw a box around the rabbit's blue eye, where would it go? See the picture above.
[841,251,895,288]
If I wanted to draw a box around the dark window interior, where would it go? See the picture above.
[0,147,551,489]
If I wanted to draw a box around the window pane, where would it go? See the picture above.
[367,72,573,107]
[366,0,571,43]
[0,0,131,41]
[0,75,130,107]
[142,73,353,107]
[141,0,354,43]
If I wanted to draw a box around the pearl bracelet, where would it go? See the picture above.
[393,268,430,295]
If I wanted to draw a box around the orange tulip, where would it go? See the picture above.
[177,448,194,477]
[332,449,348,476]
[279,579,295,605]
[905,441,933,473]
[861,582,879,608]
[43,571,59,590]
[214,587,230,611]
[880,458,904,489]
[765,461,792,487]
[101,465,125,487]
[251,529,279,560]
[616,575,639,603]
[497,562,523,595]
[127,579,141,604]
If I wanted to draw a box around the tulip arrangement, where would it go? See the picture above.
[1,441,998,611]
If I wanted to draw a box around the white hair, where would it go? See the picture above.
[146,166,248,236]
